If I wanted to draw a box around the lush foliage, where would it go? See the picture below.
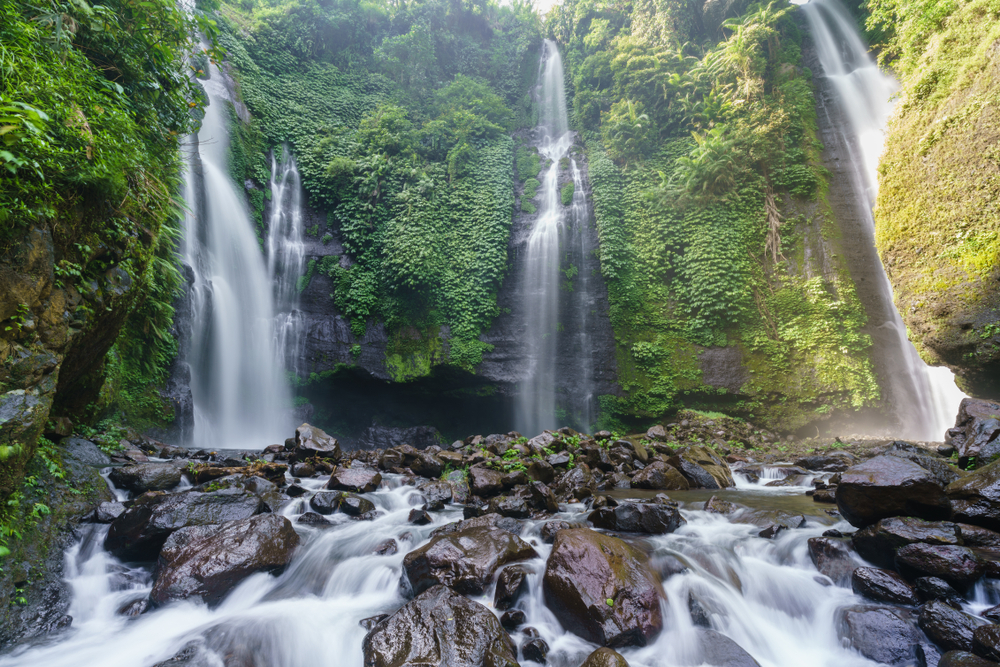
[551,0,878,428]
[218,0,541,370]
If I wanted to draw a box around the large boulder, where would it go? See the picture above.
[948,459,1000,530]
[108,463,182,494]
[696,629,761,667]
[104,489,265,561]
[293,423,341,460]
[837,605,924,665]
[402,526,537,596]
[579,647,630,667]
[149,514,299,606]
[835,455,952,527]
[326,467,381,493]
[972,625,1000,662]
[543,528,664,648]
[895,544,985,591]
[939,652,1000,667]
[851,567,920,605]
[949,398,1000,462]
[629,461,689,491]
[469,466,504,498]
[919,600,989,652]
[851,517,961,569]
[588,502,685,535]
[668,446,734,489]
[362,585,518,667]
[807,537,859,586]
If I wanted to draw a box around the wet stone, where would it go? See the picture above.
[919,600,989,652]
[494,565,528,611]
[837,605,923,666]
[521,638,549,663]
[500,609,525,631]
[851,567,920,606]
[579,648,631,667]
[408,508,432,525]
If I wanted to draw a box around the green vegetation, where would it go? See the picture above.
[868,0,1000,381]
[550,0,878,429]
[217,0,542,370]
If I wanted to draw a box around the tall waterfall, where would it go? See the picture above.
[516,39,596,436]
[181,62,291,450]
[801,0,966,440]
[266,150,306,382]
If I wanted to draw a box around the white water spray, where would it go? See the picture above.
[181,62,291,450]
[801,0,966,440]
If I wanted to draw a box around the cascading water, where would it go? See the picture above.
[516,39,598,436]
[800,0,966,440]
[266,150,306,382]
[181,61,291,450]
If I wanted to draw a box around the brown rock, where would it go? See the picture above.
[326,467,381,493]
[579,647,630,667]
[835,455,951,528]
[630,461,690,491]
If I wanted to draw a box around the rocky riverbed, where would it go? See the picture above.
[1,401,1000,666]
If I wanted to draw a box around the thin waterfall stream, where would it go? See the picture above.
[800,0,967,440]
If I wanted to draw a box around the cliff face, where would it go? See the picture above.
[874,1,1000,399]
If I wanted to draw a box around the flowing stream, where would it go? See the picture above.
[180,63,292,451]
[2,464,971,667]
[516,40,597,436]
[800,0,966,440]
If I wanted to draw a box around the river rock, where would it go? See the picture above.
[851,567,920,605]
[62,438,112,467]
[487,495,531,519]
[363,584,517,667]
[807,537,858,585]
[527,459,555,484]
[293,423,341,460]
[521,638,548,663]
[494,565,528,611]
[108,463,183,493]
[402,526,537,596]
[543,528,664,647]
[837,605,923,665]
[794,452,856,472]
[697,629,761,667]
[555,464,595,499]
[408,452,443,478]
[579,647,630,667]
[958,523,1000,548]
[149,514,299,606]
[89,501,126,523]
[326,467,381,493]
[915,577,967,608]
[104,489,265,561]
[949,398,1000,461]
[919,600,989,652]
[469,466,504,498]
[668,446,734,489]
[948,459,1000,530]
[541,520,571,543]
[629,461,689,491]
[851,517,961,569]
[835,455,952,528]
[938,652,1000,667]
[588,502,684,535]
[895,543,984,591]
[432,513,524,537]
[973,625,1000,662]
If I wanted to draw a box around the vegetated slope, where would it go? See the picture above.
[548,0,879,432]
[0,0,210,500]
[216,0,541,372]
[870,0,1000,398]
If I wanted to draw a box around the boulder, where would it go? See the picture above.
[293,423,341,460]
[526,459,555,484]
[588,502,685,535]
[521,638,548,663]
[494,565,528,611]
[487,495,531,520]
[973,625,1000,662]
[326,467,381,493]
[149,514,299,606]
[402,526,537,596]
[432,513,524,537]
[949,398,1000,461]
[835,455,952,528]
[104,489,265,561]
[108,463,183,494]
[851,567,920,605]
[895,544,985,591]
[90,501,126,523]
[851,517,961,569]
[541,520,571,543]
[469,466,504,498]
[555,464,595,499]
[579,648,630,667]
[958,524,1000,548]
[948,459,1000,530]
[938,652,1000,667]
[61,438,112,467]
[915,577,967,608]
[807,537,858,586]
[794,452,856,472]
[362,585,518,667]
[919,600,989,652]
[646,425,667,441]
[668,446,734,489]
[409,452,443,479]
[837,605,923,666]
[543,528,664,647]
[697,629,761,667]
[629,461,689,491]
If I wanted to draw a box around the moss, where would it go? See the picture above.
[385,326,448,383]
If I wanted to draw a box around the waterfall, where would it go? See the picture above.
[800,0,966,440]
[516,39,598,437]
[180,61,291,450]
[266,150,306,383]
